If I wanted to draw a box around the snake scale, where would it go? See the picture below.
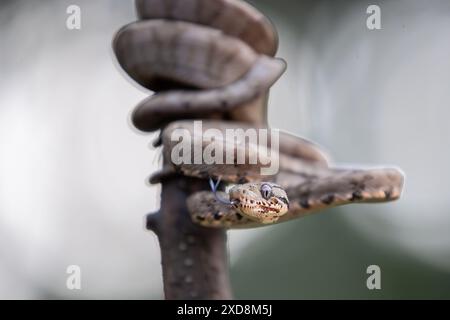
[113,0,404,229]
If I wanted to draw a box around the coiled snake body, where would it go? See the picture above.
[113,0,404,229]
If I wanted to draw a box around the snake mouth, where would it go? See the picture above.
[262,205,286,214]
[231,197,288,214]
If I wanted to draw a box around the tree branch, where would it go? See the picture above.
[147,172,232,299]
[115,0,276,300]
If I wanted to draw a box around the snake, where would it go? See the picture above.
[112,0,405,229]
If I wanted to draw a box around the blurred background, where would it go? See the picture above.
[0,0,449,299]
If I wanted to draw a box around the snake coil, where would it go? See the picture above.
[112,0,404,229]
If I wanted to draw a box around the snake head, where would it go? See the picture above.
[228,182,289,224]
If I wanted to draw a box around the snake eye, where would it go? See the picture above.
[260,184,272,200]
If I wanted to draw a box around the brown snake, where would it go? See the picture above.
[113,0,405,229]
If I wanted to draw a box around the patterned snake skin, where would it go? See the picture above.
[113,0,404,229]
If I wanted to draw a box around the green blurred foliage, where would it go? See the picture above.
[231,209,450,299]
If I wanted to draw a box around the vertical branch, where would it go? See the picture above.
[115,0,279,300]
[147,164,232,299]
